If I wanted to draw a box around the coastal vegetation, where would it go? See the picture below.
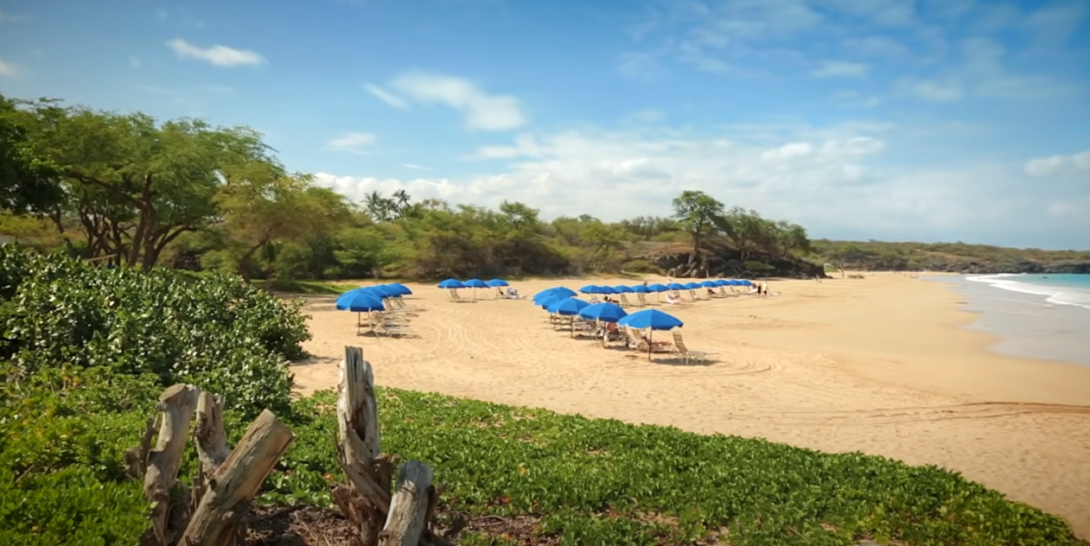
[6,92,1083,284]
[1,247,1087,545]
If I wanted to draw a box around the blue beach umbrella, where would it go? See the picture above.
[683,282,702,290]
[533,288,562,305]
[438,278,465,289]
[579,284,603,294]
[534,286,576,302]
[613,285,634,293]
[548,297,591,337]
[666,282,686,291]
[596,286,617,294]
[578,302,628,323]
[487,279,509,287]
[712,279,729,287]
[700,280,718,288]
[386,283,413,295]
[737,279,753,286]
[336,291,385,312]
[335,290,386,334]
[463,278,489,299]
[539,293,570,309]
[647,283,668,292]
[367,284,399,298]
[548,297,590,316]
[630,284,651,293]
[618,309,684,359]
[619,309,684,330]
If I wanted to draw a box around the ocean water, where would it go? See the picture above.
[928,274,1090,367]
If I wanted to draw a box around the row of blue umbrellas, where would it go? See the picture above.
[533,286,684,358]
[437,278,509,289]
[335,283,415,334]
[335,283,413,312]
[579,278,752,295]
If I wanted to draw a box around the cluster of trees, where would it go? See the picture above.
[1,92,816,280]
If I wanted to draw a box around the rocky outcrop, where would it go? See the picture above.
[842,258,1090,275]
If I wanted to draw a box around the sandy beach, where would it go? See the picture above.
[290,273,1090,537]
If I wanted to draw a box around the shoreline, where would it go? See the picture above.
[923,274,1090,368]
[290,272,1090,537]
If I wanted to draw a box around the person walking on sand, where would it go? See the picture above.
[761,281,769,297]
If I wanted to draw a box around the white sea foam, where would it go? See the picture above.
[966,275,1090,311]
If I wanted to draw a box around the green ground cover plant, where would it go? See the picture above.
[0,248,1086,545]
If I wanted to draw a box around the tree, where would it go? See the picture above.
[671,190,726,273]
[17,101,278,268]
[0,95,64,215]
[213,173,351,280]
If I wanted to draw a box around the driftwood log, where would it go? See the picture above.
[333,346,453,546]
[182,409,296,546]
[126,385,295,546]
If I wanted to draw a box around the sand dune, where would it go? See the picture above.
[291,273,1090,537]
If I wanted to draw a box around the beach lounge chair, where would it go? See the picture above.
[395,297,423,311]
[377,321,416,337]
[449,289,476,303]
[636,293,651,306]
[619,293,637,307]
[389,298,419,314]
[623,327,673,353]
[671,332,719,364]
[686,289,701,302]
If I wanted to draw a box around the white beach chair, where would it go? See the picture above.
[671,332,719,364]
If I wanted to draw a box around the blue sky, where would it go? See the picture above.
[1,0,1088,248]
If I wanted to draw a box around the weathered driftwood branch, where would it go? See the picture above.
[193,392,230,481]
[334,346,454,546]
[143,384,202,546]
[181,409,296,546]
[379,461,435,546]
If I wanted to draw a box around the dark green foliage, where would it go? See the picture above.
[0,246,310,416]
[268,389,1086,546]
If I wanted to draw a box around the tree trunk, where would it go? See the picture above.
[181,410,296,546]
[237,237,268,282]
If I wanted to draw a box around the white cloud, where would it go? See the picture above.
[897,78,963,101]
[165,39,266,67]
[403,163,433,170]
[327,132,377,153]
[761,142,814,161]
[1025,149,1090,177]
[364,84,409,109]
[810,61,868,78]
[389,71,526,131]
[0,57,14,77]
[617,52,662,79]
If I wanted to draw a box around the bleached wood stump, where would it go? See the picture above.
[333,346,453,546]
[126,385,296,546]
[181,409,295,546]
[379,461,435,546]
[142,384,201,545]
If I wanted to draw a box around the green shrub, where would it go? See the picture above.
[621,259,660,274]
[263,388,1088,546]
[0,246,309,417]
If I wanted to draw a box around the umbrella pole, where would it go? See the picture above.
[648,329,653,360]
